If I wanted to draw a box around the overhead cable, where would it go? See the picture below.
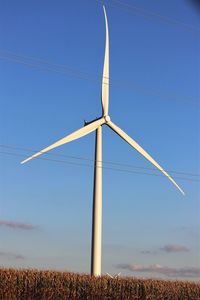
[94,0,200,35]
[0,50,198,106]
[0,145,199,182]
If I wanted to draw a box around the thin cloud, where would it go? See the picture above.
[160,244,189,253]
[0,220,36,230]
[141,244,189,255]
[140,250,157,255]
[116,263,200,278]
[0,251,24,260]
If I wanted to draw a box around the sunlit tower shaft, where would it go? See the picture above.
[91,126,102,276]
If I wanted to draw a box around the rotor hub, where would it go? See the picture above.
[104,115,110,123]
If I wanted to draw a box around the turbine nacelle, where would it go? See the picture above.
[84,115,110,127]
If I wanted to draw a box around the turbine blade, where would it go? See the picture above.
[101,6,109,116]
[21,118,105,164]
[107,120,185,195]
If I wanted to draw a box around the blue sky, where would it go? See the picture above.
[0,0,199,280]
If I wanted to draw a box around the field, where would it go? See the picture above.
[0,268,199,300]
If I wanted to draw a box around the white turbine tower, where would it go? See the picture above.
[21,6,184,277]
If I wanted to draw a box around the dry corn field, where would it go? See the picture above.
[0,268,199,300]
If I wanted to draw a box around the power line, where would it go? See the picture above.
[0,54,97,84]
[0,50,94,78]
[0,150,199,183]
[94,0,200,35]
[0,144,199,180]
[0,50,198,106]
[1,144,199,177]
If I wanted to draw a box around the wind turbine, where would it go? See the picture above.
[21,6,184,277]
